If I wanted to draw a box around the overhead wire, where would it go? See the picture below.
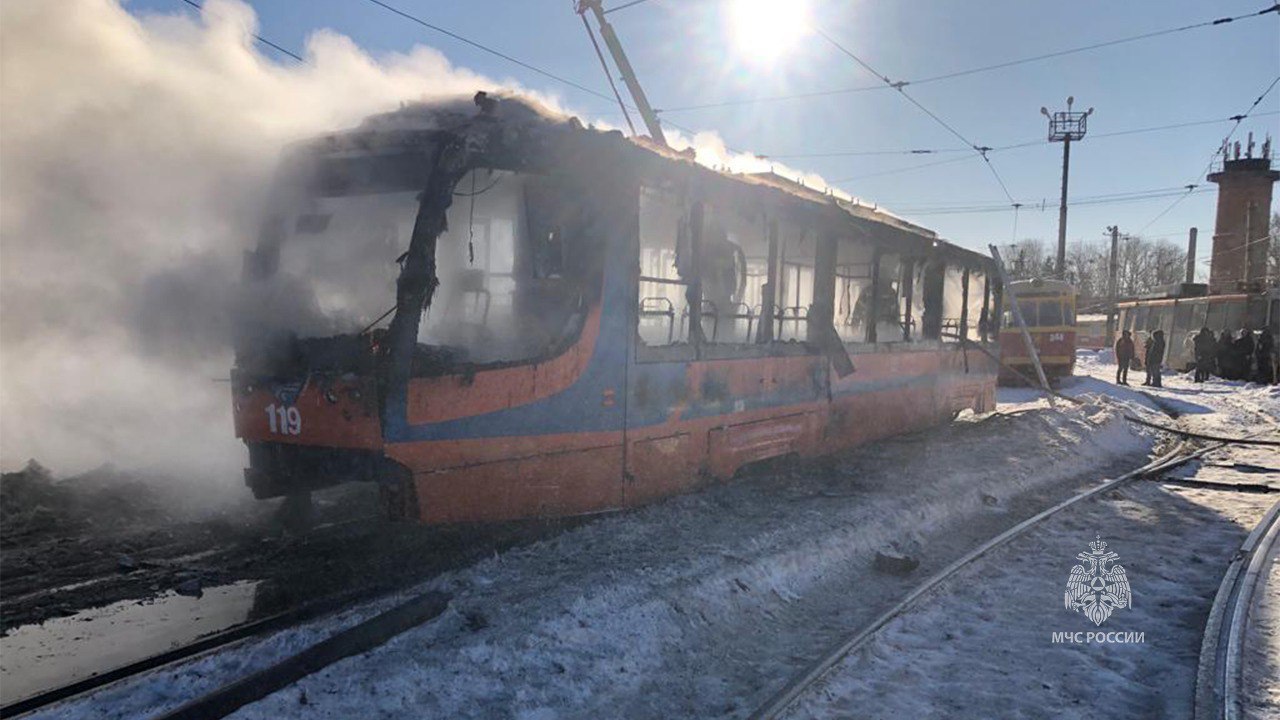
[893,184,1211,211]
[358,0,620,106]
[175,0,307,63]
[811,25,1017,204]
[357,0,744,152]
[766,110,1280,161]
[896,187,1216,216]
[1136,74,1280,234]
[908,4,1279,87]
[180,0,1279,234]
[602,0,657,15]
[827,153,980,183]
[659,4,1280,114]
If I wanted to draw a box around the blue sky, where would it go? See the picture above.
[128,0,1279,273]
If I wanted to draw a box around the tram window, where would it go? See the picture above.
[1174,303,1193,333]
[833,240,875,343]
[1132,307,1149,332]
[908,261,930,340]
[1039,300,1063,327]
[1206,302,1226,331]
[1191,302,1208,329]
[966,270,988,342]
[1147,306,1166,331]
[278,190,418,340]
[941,265,965,343]
[1004,299,1038,327]
[273,164,591,370]
[1224,301,1245,331]
[777,226,816,342]
[421,169,588,365]
[876,253,904,342]
[699,205,769,345]
[1246,299,1267,331]
[637,185,691,348]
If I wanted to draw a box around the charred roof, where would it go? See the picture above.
[308,92,992,270]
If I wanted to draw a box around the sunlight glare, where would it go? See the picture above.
[728,0,810,65]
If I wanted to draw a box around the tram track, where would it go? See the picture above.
[746,440,1209,720]
[0,514,574,718]
[10,390,1272,719]
[750,389,1279,720]
[1195,498,1280,720]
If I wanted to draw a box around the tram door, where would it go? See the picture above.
[624,186,700,506]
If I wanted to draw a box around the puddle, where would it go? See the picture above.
[0,580,259,704]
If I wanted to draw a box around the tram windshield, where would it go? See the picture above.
[1002,298,1071,328]
[244,154,593,371]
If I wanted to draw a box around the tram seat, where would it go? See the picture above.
[444,268,491,324]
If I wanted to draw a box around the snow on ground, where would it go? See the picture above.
[784,352,1280,720]
[1074,349,1280,431]
[36,390,1158,719]
[783,476,1279,720]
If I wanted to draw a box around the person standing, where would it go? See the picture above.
[1143,329,1166,388]
[1257,329,1276,384]
[1236,329,1255,382]
[1218,329,1236,380]
[1193,326,1217,382]
[1114,330,1135,386]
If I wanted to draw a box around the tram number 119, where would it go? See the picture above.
[265,404,302,435]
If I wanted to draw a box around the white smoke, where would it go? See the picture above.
[0,0,839,489]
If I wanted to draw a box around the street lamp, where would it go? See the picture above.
[1041,97,1094,280]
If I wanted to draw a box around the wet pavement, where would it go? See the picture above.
[1,581,260,703]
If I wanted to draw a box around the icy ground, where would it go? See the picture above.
[1245,536,1280,719]
[786,352,1280,720]
[28,367,1172,720]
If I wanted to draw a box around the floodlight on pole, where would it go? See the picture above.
[1043,97,1093,279]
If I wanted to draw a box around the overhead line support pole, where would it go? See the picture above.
[1057,135,1071,277]
[1107,225,1119,347]
[1042,98,1093,280]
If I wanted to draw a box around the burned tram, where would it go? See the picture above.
[232,95,1001,525]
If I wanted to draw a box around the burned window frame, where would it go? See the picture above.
[631,180,835,364]
[247,136,606,381]
[628,168,998,365]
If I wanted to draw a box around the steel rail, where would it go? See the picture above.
[151,591,449,720]
[1195,497,1280,720]
[0,581,397,718]
[748,440,1222,720]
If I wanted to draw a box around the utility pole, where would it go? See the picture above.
[1106,225,1119,347]
[1041,98,1094,279]
[576,0,667,147]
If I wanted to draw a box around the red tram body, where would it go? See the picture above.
[231,96,1001,525]
[996,279,1077,384]
[1116,288,1280,371]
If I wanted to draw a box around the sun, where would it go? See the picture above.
[727,0,810,65]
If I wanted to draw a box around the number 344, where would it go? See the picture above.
[265,403,302,435]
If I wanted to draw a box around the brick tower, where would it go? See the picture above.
[1206,133,1277,293]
